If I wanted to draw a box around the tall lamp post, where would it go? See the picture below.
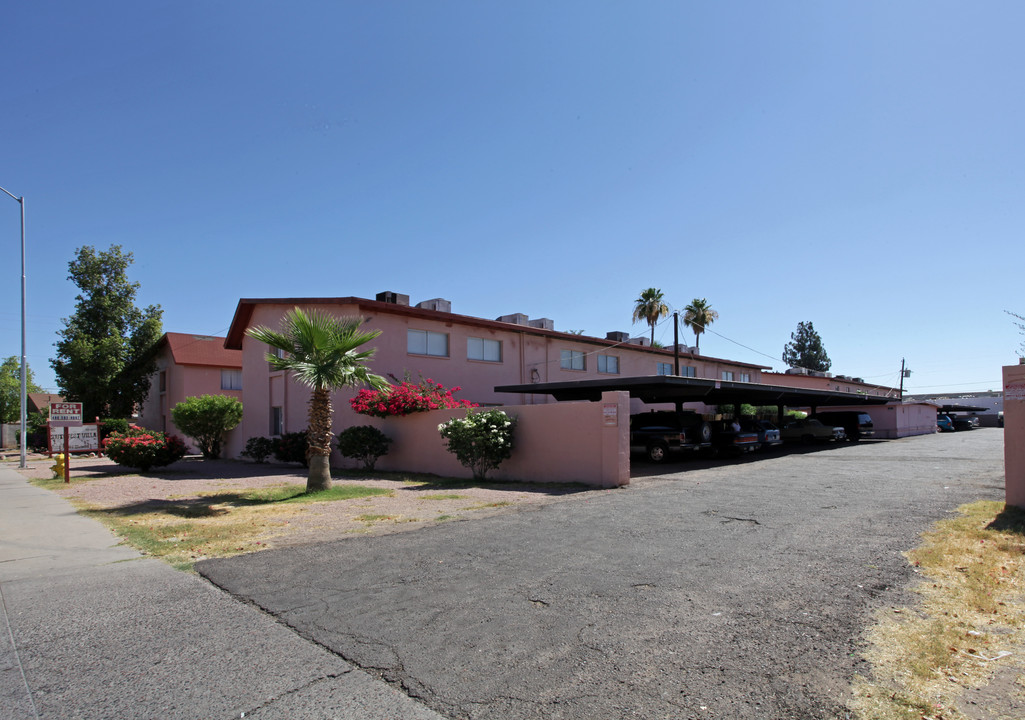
[0,185,27,469]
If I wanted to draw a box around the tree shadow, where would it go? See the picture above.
[333,468,595,497]
[986,505,1025,535]
[91,489,306,520]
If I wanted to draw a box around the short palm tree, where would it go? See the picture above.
[632,288,669,345]
[247,307,389,492]
[683,298,718,350]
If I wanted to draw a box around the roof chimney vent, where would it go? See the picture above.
[376,291,410,306]
[496,313,529,326]
[606,331,630,342]
[416,298,451,313]
[528,318,554,331]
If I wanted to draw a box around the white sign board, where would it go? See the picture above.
[49,424,101,453]
[50,402,83,427]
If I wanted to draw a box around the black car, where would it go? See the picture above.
[813,411,875,441]
[952,415,979,431]
[629,411,712,463]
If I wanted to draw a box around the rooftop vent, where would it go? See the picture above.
[606,331,630,342]
[528,318,554,331]
[376,291,410,306]
[496,313,529,326]
[629,336,650,346]
[852,377,864,383]
[786,368,809,375]
[416,298,451,313]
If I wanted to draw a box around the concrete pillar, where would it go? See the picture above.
[600,390,631,487]
[1003,363,1025,508]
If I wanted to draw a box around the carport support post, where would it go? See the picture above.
[1003,364,1025,508]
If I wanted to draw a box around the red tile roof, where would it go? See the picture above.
[161,333,241,368]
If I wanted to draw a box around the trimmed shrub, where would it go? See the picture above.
[241,436,275,463]
[103,426,188,472]
[274,431,309,466]
[438,408,516,482]
[99,418,131,441]
[336,425,391,470]
[170,394,243,459]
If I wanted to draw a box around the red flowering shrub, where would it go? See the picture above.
[350,377,476,418]
[103,425,188,472]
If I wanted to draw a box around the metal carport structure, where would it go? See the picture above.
[495,376,894,422]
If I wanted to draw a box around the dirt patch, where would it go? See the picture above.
[9,454,598,555]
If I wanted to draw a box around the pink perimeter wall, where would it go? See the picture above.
[352,391,630,488]
[1004,364,1025,508]
[822,403,937,439]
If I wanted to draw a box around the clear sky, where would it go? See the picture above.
[2,1,1023,396]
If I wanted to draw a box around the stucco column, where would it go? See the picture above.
[1003,363,1025,508]
[600,391,631,487]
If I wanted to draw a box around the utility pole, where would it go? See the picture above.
[673,312,680,375]
[899,358,912,399]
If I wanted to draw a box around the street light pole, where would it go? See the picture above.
[0,185,27,469]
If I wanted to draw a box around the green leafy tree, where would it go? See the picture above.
[0,356,42,424]
[632,288,669,345]
[683,298,718,350]
[51,245,163,420]
[246,307,389,492]
[170,394,244,459]
[782,321,832,372]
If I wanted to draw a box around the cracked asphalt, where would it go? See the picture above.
[198,429,1005,719]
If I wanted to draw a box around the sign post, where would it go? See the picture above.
[49,402,83,484]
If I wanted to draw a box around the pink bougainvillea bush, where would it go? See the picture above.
[350,377,477,418]
[103,425,188,471]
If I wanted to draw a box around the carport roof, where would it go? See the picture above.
[495,376,895,408]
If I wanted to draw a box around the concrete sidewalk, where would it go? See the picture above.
[0,465,444,720]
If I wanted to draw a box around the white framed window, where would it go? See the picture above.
[270,406,283,436]
[739,372,751,383]
[657,363,696,377]
[468,337,502,362]
[560,349,586,371]
[721,371,735,381]
[597,355,619,374]
[221,369,243,390]
[408,329,449,357]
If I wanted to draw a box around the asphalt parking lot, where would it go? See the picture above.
[199,429,1005,720]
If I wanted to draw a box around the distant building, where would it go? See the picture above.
[136,333,243,451]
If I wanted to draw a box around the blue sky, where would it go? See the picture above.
[2,1,1023,395]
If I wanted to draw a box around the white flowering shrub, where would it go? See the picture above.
[438,408,516,481]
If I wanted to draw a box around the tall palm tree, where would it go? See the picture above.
[632,288,669,345]
[683,298,718,351]
[247,307,389,492]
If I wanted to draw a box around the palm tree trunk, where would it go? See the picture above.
[306,387,334,492]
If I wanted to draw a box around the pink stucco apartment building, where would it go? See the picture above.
[137,332,242,451]
[220,292,772,459]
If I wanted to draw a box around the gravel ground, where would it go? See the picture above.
[5,453,598,548]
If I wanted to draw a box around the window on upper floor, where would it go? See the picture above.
[159,371,167,392]
[656,363,696,377]
[722,371,735,381]
[270,406,283,436]
[560,349,586,371]
[597,354,619,374]
[739,372,751,383]
[221,369,243,391]
[408,329,449,357]
[468,337,502,362]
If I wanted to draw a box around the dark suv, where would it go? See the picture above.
[630,411,712,463]
[813,411,875,441]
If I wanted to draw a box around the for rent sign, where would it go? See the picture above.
[50,402,83,427]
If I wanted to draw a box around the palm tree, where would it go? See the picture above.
[632,288,669,345]
[247,307,389,492]
[683,298,718,351]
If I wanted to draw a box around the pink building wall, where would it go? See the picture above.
[1004,363,1025,509]
[224,298,767,459]
[137,336,243,454]
[762,371,898,399]
[351,391,630,487]
[820,403,937,439]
